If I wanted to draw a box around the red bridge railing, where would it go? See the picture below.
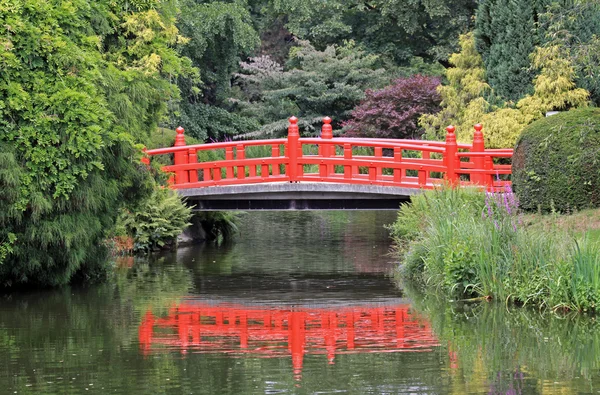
[145,117,513,192]
[138,303,438,378]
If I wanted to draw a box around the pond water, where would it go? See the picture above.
[1,211,600,394]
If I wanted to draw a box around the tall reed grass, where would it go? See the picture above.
[390,186,600,312]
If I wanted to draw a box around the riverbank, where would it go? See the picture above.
[390,187,600,312]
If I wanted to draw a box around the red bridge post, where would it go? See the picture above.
[484,155,494,190]
[444,125,459,185]
[236,144,246,180]
[174,126,189,185]
[287,116,300,182]
[188,148,198,183]
[471,124,485,185]
[479,125,495,190]
[320,117,333,177]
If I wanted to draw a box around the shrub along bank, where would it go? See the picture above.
[513,107,600,212]
[390,187,600,312]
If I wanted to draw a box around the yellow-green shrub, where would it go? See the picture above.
[421,34,590,149]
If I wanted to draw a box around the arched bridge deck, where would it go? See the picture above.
[145,117,513,210]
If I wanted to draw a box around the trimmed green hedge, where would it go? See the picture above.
[513,107,600,212]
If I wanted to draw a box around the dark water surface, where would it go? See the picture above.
[1,211,600,394]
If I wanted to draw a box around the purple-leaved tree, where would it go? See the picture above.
[343,75,441,139]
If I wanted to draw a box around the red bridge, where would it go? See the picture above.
[145,117,513,210]
[138,302,438,379]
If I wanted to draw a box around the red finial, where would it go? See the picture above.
[289,116,298,125]
[474,124,483,132]
[174,126,186,147]
[446,125,456,134]
[321,116,333,140]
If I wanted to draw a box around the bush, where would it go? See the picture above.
[117,188,192,253]
[343,75,441,139]
[513,107,600,212]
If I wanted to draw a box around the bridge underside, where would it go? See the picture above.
[179,183,419,211]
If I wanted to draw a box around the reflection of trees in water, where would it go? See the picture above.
[0,269,191,393]
[171,211,396,276]
[407,286,600,394]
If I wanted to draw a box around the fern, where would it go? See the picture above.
[118,188,192,253]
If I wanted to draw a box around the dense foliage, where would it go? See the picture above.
[391,187,600,312]
[168,0,476,141]
[235,40,390,137]
[116,188,192,253]
[174,0,260,140]
[539,1,600,106]
[0,0,190,286]
[267,0,477,64]
[421,33,589,148]
[512,107,600,212]
[419,33,491,143]
[475,0,550,102]
[343,75,441,139]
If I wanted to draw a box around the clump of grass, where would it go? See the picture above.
[391,185,600,312]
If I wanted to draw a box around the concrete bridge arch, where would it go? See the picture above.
[180,182,420,210]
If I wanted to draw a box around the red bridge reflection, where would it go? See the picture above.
[139,303,439,377]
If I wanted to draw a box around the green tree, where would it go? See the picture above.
[421,33,589,149]
[539,1,600,106]
[420,33,492,143]
[174,0,261,140]
[266,0,477,65]
[343,75,442,139]
[475,0,551,102]
[235,40,390,137]
[0,0,191,286]
[92,1,196,141]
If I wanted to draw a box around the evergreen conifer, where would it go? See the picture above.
[475,0,551,102]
